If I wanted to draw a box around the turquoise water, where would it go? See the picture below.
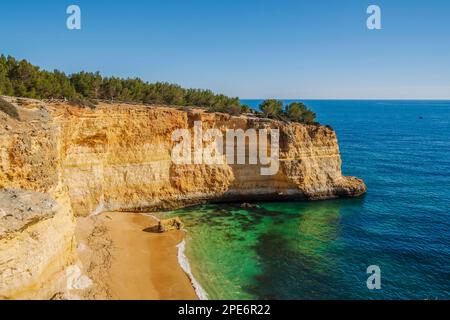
[169,100,450,300]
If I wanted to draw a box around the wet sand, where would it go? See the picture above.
[75,212,198,300]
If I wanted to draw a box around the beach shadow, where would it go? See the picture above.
[142,225,161,233]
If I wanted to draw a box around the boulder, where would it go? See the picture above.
[157,217,183,233]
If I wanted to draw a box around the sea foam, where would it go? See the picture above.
[176,239,208,300]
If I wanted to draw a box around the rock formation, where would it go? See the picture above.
[0,96,366,299]
[157,217,183,233]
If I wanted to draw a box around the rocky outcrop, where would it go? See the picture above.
[0,96,366,299]
[0,189,76,299]
[157,217,183,233]
[0,97,77,299]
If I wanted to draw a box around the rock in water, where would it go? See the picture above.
[158,217,183,233]
[240,203,259,209]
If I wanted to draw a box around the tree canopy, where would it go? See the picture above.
[0,55,319,124]
[260,99,284,118]
[285,102,317,123]
[259,99,317,124]
[0,55,241,114]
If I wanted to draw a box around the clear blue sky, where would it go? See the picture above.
[1,0,449,99]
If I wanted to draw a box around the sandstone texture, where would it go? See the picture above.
[157,217,183,233]
[0,96,366,299]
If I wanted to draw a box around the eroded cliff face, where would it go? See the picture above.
[0,97,366,299]
[0,98,76,299]
[55,103,365,217]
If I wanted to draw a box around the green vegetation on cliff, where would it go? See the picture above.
[0,55,240,114]
[259,100,317,124]
[0,55,317,122]
[284,102,317,124]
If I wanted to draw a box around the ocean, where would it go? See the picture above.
[169,100,450,300]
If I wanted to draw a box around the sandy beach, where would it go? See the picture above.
[75,212,198,300]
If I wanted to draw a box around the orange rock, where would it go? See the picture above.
[157,217,183,233]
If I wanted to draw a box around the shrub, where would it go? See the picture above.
[259,99,283,118]
[241,104,253,113]
[226,104,242,116]
[285,102,316,124]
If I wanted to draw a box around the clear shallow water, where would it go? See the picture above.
[169,100,450,300]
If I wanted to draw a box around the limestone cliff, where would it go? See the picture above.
[0,97,76,299]
[55,102,365,216]
[0,96,366,299]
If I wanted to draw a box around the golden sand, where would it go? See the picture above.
[75,212,198,300]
